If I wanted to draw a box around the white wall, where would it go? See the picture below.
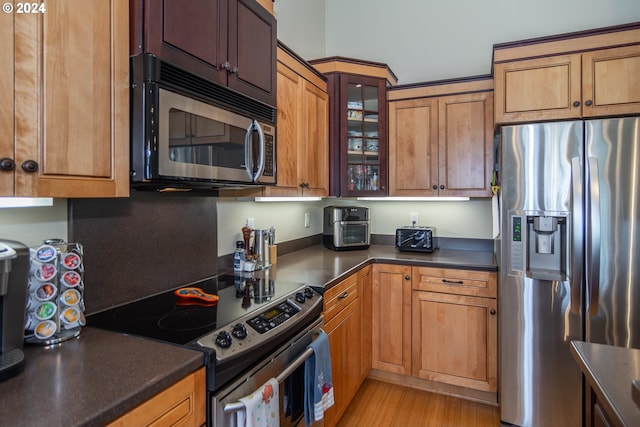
[274,0,326,58]
[217,198,325,255]
[216,198,492,255]
[277,0,640,84]
[0,199,68,247]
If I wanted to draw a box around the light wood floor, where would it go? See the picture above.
[336,379,500,427]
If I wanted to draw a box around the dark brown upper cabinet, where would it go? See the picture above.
[310,57,397,197]
[131,0,276,106]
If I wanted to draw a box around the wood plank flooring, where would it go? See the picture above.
[336,378,500,427]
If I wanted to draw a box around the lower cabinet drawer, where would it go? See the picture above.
[412,266,497,298]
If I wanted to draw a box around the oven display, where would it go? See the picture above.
[263,308,281,320]
[247,301,300,334]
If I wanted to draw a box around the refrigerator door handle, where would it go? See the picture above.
[586,157,601,316]
[570,156,584,315]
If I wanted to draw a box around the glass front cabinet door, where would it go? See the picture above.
[343,76,386,196]
[311,58,396,197]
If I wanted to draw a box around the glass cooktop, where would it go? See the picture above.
[87,274,310,345]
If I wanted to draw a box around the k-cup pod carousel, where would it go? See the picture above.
[24,240,85,345]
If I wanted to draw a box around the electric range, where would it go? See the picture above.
[87,273,324,396]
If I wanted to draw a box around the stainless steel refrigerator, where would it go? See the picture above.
[499,117,640,427]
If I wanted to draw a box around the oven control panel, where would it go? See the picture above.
[247,300,300,333]
[195,286,322,362]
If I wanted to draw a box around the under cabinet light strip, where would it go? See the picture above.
[356,197,470,201]
[253,197,323,202]
[0,198,54,208]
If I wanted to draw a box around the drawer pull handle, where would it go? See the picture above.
[442,279,464,285]
[338,291,349,300]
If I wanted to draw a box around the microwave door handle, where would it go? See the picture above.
[244,123,253,181]
[253,121,265,182]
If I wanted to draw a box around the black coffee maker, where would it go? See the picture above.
[0,239,29,382]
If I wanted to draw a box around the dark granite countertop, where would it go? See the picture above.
[0,328,204,427]
[260,244,497,289]
[0,242,494,426]
[570,341,640,426]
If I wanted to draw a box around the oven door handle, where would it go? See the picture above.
[223,345,316,414]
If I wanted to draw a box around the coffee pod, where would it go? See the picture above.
[34,283,57,302]
[34,301,57,321]
[60,270,82,288]
[25,297,40,311]
[59,289,81,306]
[34,320,57,340]
[34,244,57,263]
[60,307,82,329]
[61,252,82,270]
[34,263,57,282]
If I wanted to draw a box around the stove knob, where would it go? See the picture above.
[215,331,232,348]
[295,292,306,303]
[232,323,247,339]
[304,287,314,299]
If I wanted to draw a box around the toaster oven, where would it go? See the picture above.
[323,206,370,251]
[395,226,437,252]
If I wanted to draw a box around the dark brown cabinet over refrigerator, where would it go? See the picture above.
[310,57,397,196]
[130,0,276,106]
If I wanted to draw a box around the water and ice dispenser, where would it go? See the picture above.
[508,212,568,281]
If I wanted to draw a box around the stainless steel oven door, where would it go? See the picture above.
[334,220,370,247]
[157,88,276,184]
[213,317,323,427]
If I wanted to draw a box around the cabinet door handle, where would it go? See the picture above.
[490,309,497,315]
[0,157,16,171]
[404,275,411,281]
[442,279,464,285]
[338,291,349,300]
[230,66,239,75]
[573,101,581,107]
[220,61,231,71]
[21,160,38,173]
[585,100,593,107]
[432,185,437,190]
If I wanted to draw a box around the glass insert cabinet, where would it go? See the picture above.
[310,58,396,197]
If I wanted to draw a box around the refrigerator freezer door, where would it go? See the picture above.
[500,121,584,427]
[585,118,640,348]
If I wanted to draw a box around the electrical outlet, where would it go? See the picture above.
[409,212,419,226]
[304,212,310,228]
[246,217,255,228]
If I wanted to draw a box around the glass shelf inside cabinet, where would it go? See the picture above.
[346,83,380,192]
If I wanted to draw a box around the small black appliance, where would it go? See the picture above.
[0,240,30,382]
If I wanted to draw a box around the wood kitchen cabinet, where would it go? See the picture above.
[310,57,397,197]
[493,23,640,124]
[107,367,206,427]
[411,267,498,393]
[387,77,494,197]
[1,0,129,197]
[263,43,328,197]
[323,272,363,427]
[371,264,412,376]
[131,0,276,106]
[358,265,372,384]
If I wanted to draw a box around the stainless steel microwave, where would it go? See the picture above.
[130,54,276,190]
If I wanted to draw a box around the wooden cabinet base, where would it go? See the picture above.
[368,369,498,406]
[107,368,206,427]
